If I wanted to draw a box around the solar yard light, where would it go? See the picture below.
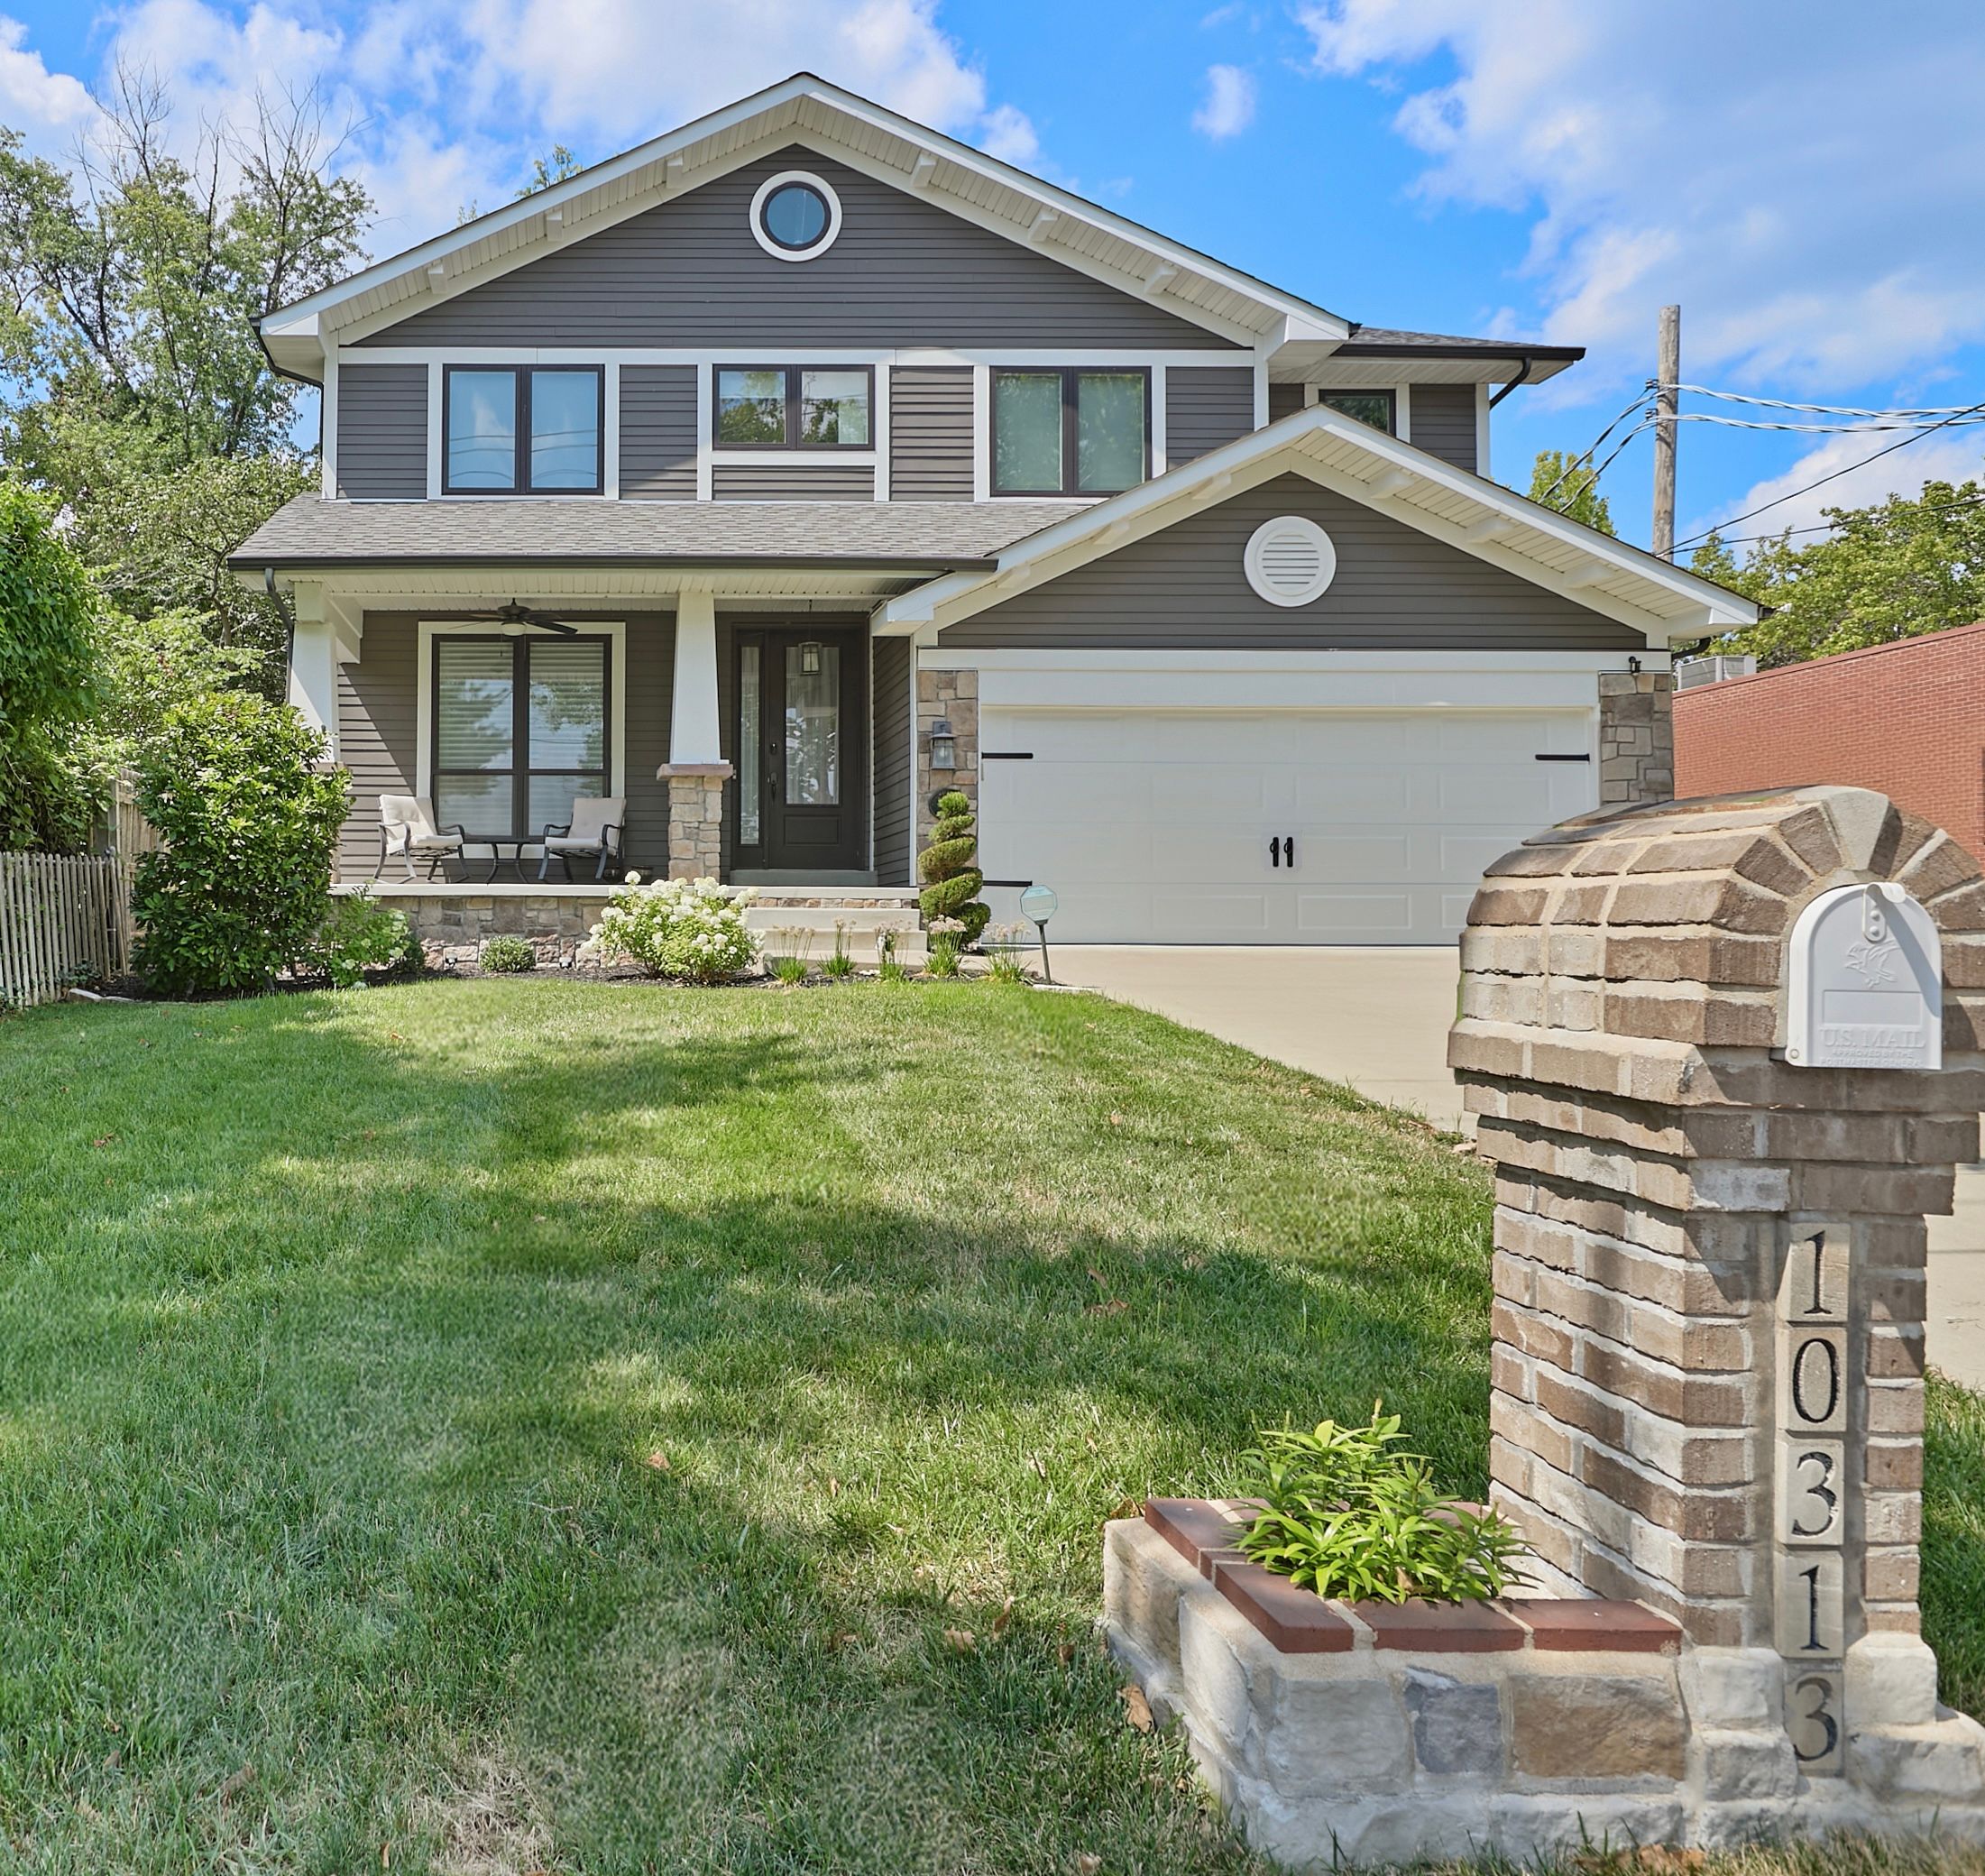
[1018,882,1059,984]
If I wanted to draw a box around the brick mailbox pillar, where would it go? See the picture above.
[1452,784,1985,1807]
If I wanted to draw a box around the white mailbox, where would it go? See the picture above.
[1785,883,1943,1070]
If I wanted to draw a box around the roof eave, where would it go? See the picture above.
[258,72,1350,352]
[878,406,1762,640]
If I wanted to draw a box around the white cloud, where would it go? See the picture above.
[1294,0,1985,400]
[1685,430,1985,548]
[978,101,1039,166]
[0,16,96,143]
[1191,63,1255,141]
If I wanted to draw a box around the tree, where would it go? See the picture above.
[918,790,989,943]
[1689,474,1985,667]
[518,146,585,197]
[0,479,104,851]
[0,69,370,680]
[1527,449,1616,536]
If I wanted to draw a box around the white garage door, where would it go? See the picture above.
[978,708,1596,944]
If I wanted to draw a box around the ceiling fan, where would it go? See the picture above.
[456,598,578,637]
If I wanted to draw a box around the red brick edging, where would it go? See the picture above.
[1144,1497,1682,1656]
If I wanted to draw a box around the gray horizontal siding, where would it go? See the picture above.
[1267,382,1305,423]
[335,364,427,500]
[1409,382,1479,474]
[943,473,1643,652]
[871,635,913,884]
[359,149,1236,352]
[1166,366,1255,464]
[620,365,697,500]
[889,365,974,501]
[712,463,874,501]
[335,610,675,878]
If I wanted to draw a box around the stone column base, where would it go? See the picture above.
[657,762,731,881]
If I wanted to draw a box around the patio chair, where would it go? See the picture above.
[377,794,469,880]
[538,796,626,881]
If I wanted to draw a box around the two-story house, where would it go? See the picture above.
[231,72,1760,947]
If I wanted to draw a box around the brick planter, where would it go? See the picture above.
[1107,1499,1985,1863]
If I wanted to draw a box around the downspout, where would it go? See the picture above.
[1488,359,1534,409]
[264,566,295,699]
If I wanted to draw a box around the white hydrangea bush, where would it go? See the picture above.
[578,873,760,982]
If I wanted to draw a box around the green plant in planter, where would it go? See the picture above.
[1238,1406,1530,1604]
[480,934,537,974]
[917,790,988,944]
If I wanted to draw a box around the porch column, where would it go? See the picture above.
[286,581,360,765]
[657,589,732,880]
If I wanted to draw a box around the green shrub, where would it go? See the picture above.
[131,693,348,995]
[917,789,988,943]
[1238,1407,1530,1605]
[0,480,105,852]
[924,915,963,977]
[312,892,419,988]
[581,874,758,983]
[480,934,536,975]
[767,926,813,984]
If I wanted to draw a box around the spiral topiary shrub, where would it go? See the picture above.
[917,789,988,944]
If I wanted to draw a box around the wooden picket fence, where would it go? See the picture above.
[0,852,129,1008]
[0,776,157,1009]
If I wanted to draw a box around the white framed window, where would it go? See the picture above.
[749,170,842,262]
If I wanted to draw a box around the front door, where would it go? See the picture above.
[733,625,866,872]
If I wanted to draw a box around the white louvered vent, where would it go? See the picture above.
[1243,516,1337,607]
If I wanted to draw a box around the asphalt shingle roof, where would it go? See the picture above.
[228,495,1089,570]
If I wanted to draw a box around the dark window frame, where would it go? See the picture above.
[441,364,606,496]
[711,364,877,451]
[989,366,1153,497]
[758,180,832,253]
[429,631,614,840]
[1315,387,1397,436]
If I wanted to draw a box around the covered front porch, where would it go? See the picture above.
[279,566,932,897]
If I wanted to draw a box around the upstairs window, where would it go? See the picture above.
[444,365,603,494]
[1318,390,1395,435]
[992,368,1149,496]
[713,366,872,447]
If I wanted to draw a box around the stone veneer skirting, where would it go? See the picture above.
[1107,1498,1985,1866]
[1599,669,1675,808]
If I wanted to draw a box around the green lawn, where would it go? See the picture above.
[0,979,1978,1875]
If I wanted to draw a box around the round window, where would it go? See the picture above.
[749,170,841,262]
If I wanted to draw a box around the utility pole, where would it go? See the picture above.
[1652,303,1680,560]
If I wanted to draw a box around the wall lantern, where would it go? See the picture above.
[799,640,823,676]
[928,717,957,769]
[1018,882,1059,984]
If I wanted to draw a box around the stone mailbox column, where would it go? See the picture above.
[1452,785,1985,1808]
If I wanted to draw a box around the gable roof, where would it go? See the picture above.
[876,406,1761,648]
[258,75,1567,382]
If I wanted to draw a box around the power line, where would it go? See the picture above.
[1686,489,1985,549]
[1673,384,1985,419]
[1671,410,1985,436]
[1673,397,1985,552]
[1538,385,1654,505]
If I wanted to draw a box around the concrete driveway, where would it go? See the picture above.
[1060,944,1985,1389]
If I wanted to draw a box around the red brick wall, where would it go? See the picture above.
[1673,621,1985,861]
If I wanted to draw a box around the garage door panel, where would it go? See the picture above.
[977,704,1596,945]
[1155,890,1273,938]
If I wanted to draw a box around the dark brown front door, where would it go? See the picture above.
[733,625,866,872]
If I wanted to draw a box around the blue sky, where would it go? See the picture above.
[4,0,1983,554]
